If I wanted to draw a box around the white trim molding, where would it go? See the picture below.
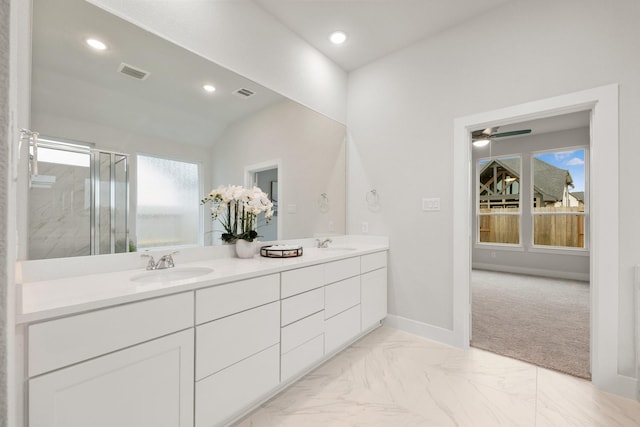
[453,85,633,398]
[385,315,460,348]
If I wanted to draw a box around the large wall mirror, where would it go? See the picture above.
[22,0,346,260]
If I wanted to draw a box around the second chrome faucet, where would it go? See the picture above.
[316,238,332,248]
[141,251,178,270]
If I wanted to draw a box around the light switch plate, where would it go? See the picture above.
[422,198,440,211]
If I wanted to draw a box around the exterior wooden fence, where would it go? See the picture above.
[479,206,585,247]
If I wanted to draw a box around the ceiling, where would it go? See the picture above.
[253,0,514,71]
[33,0,580,146]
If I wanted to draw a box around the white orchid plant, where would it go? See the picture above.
[201,185,274,243]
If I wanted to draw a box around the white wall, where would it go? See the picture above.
[347,0,640,378]
[212,99,346,241]
[86,0,347,124]
[472,127,590,280]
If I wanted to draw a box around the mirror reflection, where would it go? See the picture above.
[25,0,346,260]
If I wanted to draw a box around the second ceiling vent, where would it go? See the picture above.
[118,63,150,80]
[233,88,255,99]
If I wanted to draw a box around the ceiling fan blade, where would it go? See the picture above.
[490,129,531,138]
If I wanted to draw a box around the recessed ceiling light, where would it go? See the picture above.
[329,31,347,45]
[86,38,107,51]
[203,84,216,93]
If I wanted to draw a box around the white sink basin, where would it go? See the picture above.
[319,247,358,251]
[131,267,213,283]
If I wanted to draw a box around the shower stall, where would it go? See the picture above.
[28,137,129,260]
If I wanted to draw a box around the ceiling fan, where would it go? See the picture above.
[472,126,531,146]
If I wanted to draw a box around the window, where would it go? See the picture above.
[532,148,587,248]
[136,155,200,249]
[477,156,521,245]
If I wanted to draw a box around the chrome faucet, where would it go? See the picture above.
[316,238,332,248]
[141,251,178,270]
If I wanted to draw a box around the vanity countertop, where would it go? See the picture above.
[17,238,388,324]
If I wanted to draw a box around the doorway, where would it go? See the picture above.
[245,160,281,242]
[452,85,623,394]
[468,117,591,378]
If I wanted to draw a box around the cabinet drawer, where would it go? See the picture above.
[195,344,279,427]
[196,301,279,380]
[324,276,360,319]
[281,311,324,354]
[28,292,193,377]
[281,264,324,298]
[281,287,323,326]
[325,257,360,284]
[195,274,279,325]
[325,305,361,354]
[281,334,324,382]
[361,251,387,273]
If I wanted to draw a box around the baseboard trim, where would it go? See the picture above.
[594,374,639,401]
[385,314,463,348]
[472,263,590,282]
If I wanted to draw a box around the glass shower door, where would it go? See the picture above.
[28,139,129,259]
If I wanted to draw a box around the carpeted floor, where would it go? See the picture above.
[471,269,591,379]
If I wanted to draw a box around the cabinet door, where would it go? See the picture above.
[29,329,194,427]
[361,267,388,330]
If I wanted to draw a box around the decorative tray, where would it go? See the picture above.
[260,245,303,258]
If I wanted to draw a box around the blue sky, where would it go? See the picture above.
[535,149,586,192]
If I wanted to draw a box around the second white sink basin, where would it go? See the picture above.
[131,267,213,283]
[320,247,358,251]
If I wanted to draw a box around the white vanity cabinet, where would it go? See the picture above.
[21,247,388,427]
[27,293,195,427]
[194,274,281,427]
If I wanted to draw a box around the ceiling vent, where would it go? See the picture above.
[233,88,255,99]
[117,63,150,80]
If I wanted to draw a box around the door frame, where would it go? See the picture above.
[244,159,282,241]
[452,84,632,397]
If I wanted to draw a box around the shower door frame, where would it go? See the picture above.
[90,149,130,255]
[32,137,130,257]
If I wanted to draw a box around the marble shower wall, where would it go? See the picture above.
[28,162,91,260]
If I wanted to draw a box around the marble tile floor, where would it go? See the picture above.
[234,326,640,427]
